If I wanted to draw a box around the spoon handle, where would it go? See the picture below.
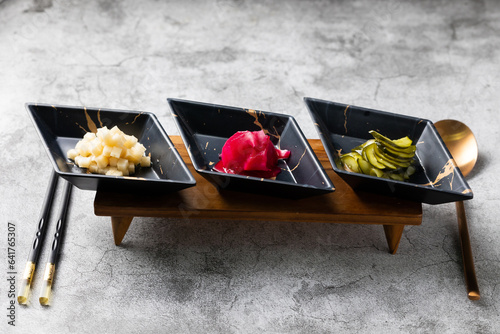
[456,201,480,300]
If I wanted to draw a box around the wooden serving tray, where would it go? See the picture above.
[94,137,422,254]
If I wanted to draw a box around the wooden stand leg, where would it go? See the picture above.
[383,225,405,254]
[111,216,133,246]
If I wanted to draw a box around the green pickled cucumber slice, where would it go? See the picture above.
[382,145,416,158]
[393,136,413,148]
[388,173,404,181]
[345,152,363,160]
[363,143,386,169]
[358,158,388,178]
[370,168,387,178]
[352,139,375,154]
[340,154,361,173]
[358,159,373,174]
[378,144,414,163]
[374,145,412,168]
[372,150,398,169]
[369,130,413,149]
[335,159,344,170]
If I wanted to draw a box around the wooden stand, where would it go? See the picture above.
[94,137,422,254]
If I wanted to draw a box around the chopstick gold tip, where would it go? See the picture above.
[17,261,36,305]
[39,263,55,306]
[468,291,480,300]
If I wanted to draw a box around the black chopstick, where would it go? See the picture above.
[39,180,73,306]
[18,170,59,305]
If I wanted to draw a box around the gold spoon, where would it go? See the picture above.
[434,119,479,300]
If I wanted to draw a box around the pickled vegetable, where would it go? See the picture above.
[341,152,362,173]
[213,130,290,178]
[67,126,151,176]
[369,130,412,149]
[363,143,386,169]
[338,131,417,181]
[358,159,373,175]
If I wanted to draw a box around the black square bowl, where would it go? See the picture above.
[304,97,473,205]
[26,103,196,194]
[168,98,334,199]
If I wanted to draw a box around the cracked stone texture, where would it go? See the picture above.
[1,0,500,333]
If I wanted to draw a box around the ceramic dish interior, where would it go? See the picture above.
[168,98,334,199]
[304,97,473,204]
[26,103,196,194]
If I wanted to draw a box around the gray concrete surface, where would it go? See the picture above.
[1,0,500,333]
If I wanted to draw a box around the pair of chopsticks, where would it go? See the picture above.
[18,170,72,306]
